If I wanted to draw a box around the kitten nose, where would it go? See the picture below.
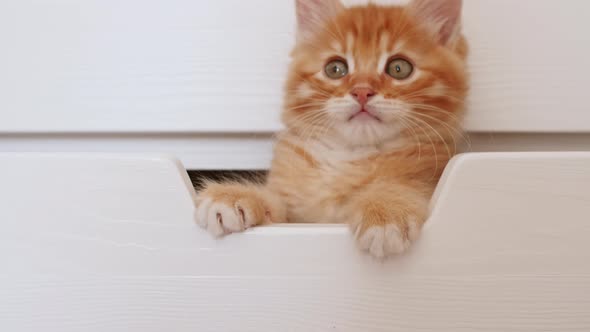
[350,87,376,105]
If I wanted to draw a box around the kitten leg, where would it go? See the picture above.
[195,182,286,237]
[346,184,429,258]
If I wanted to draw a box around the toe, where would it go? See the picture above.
[368,228,386,258]
[195,198,213,228]
[407,216,422,241]
[356,223,414,258]
[384,224,407,255]
[219,206,244,233]
[206,204,227,237]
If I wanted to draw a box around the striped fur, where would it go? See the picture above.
[196,0,469,258]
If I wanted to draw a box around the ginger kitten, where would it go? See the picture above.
[196,0,469,258]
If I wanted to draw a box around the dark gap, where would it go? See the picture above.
[188,171,267,189]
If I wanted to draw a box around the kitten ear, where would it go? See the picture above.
[295,0,344,42]
[408,0,463,45]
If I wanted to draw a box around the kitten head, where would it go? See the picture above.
[284,0,469,148]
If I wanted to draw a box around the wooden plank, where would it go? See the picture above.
[0,134,275,170]
[1,152,590,331]
[0,133,589,170]
[1,0,589,134]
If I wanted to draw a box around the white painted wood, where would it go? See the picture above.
[1,152,590,331]
[0,0,291,133]
[1,0,589,134]
[462,0,590,133]
[0,134,275,170]
[1,133,588,170]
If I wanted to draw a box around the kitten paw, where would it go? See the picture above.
[195,184,273,237]
[354,216,422,258]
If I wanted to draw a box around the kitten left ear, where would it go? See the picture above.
[296,0,344,43]
[408,0,463,45]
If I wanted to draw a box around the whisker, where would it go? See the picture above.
[284,88,332,99]
[412,112,471,150]
[402,88,463,103]
[395,115,422,160]
[406,115,453,166]
[411,113,459,153]
[407,103,472,148]
[285,102,328,112]
[400,115,440,180]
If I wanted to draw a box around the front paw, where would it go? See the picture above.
[195,183,272,237]
[352,208,423,258]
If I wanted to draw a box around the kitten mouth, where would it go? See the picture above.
[350,109,381,122]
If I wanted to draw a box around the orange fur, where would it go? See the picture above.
[196,181,286,236]
[196,0,469,258]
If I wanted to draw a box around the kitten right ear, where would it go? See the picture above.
[408,0,463,46]
[295,0,344,43]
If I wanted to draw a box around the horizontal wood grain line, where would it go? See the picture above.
[0,133,588,170]
[1,152,590,331]
[2,0,590,134]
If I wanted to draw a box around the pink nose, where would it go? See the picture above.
[350,87,376,105]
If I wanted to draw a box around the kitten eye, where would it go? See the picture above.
[325,59,349,79]
[386,58,414,80]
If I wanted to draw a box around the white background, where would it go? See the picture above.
[2,152,590,331]
[1,0,589,168]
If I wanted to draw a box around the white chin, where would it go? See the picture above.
[338,121,402,147]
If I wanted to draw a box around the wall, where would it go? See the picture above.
[1,0,589,169]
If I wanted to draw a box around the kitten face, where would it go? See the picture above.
[284,0,469,148]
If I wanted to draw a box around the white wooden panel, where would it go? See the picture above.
[0,134,275,170]
[462,0,590,132]
[1,152,590,331]
[0,0,293,133]
[0,133,589,170]
[1,0,589,134]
